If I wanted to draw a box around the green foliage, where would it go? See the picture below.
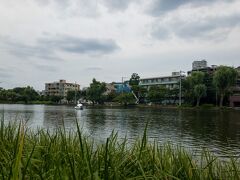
[49,95,62,103]
[114,93,135,105]
[0,120,239,179]
[168,87,179,104]
[105,91,118,102]
[184,72,207,106]
[0,86,39,103]
[190,71,205,85]
[129,73,141,98]
[213,66,238,107]
[202,73,217,105]
[66,90,81,103]
[147,86,168,104]
[194,84,207,106]
[86,78,106,105]
[129,73,140,86]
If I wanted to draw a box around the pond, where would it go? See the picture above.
[1,104,240,158]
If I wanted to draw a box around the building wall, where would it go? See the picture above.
[45,80,80,97]
[192,60,207,70]
[139,74,183,90]
[113,82,131,93]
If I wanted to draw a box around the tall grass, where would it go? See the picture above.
[0,119,239,179]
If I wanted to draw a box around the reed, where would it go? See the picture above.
[0,119,239,179]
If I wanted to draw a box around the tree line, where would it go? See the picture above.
[0,86,64,104]
[0,66,238,107]
[183,66,238,107]
[67,66,239,107]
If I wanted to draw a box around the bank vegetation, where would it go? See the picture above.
[0,120,239,179]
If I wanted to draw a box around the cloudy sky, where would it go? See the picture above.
[0,0,240,90]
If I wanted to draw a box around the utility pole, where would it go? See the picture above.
[179,71,185,106]
[74,81,77,104]
[121,77,124,95]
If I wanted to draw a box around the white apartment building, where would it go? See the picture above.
[45,80,80,97]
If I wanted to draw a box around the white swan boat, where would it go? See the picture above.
[74,103,83,110]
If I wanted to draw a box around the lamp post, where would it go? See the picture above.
[179,71,185,106]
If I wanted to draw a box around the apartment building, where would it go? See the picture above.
[192,60,207,70]
[139,72,184,90]
[45,80,80,97]
[188,59,217,75]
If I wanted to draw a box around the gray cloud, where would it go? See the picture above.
[151,26,170,40]
[34,64,58,72]
[34,0,99,17]
[0,35,120,61]
[38,35,120,54]
[151,14,240,41]
[84,67,103,71]
[0,36,61,61]
[146,0,232,16]
[101,0,135,11]
[35,0,135,13]
[0,68,12,79]
[35,0,70,7]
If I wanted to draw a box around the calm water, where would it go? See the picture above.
[1,104,240,157]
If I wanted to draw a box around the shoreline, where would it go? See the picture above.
[1,102,239,111]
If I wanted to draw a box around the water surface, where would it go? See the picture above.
[1,104,240,158]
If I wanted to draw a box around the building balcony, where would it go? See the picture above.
[139,81,179,86]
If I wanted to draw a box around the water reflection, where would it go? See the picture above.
[1,104,240,157]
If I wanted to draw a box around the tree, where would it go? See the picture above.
[201,73,217,105]
[194,84,207,106]
[213,66,238,107]
[66,90,75,102]
[147,86,168,104]
[86,78,106,105]
[50,95,62,103]
[129,73,140,98]
[129,73,140,86]
[66,90,81,103]
[23,86,39,103]
[184,71,206,106]
[105,91,118,102]
[0,86,40,103]
[168,87,179,104]
[114,93,135,106]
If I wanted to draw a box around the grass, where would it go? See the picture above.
[0,119,239,179]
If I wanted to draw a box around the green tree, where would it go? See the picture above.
[66,90,75,102]
[201,73,217,105]
[147,86,168,104]
[66,90,81,103]
[105,91,118,102]
[129,73,140,98]
[50,95,62,103]
[168,87,179,104]
[23,86,39,103]
[0,86,40,103]
[86,78,106,105]
[184,71,206,106]
[194,84,207,106]
[114,93,135,106]
[213,66,238,107]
